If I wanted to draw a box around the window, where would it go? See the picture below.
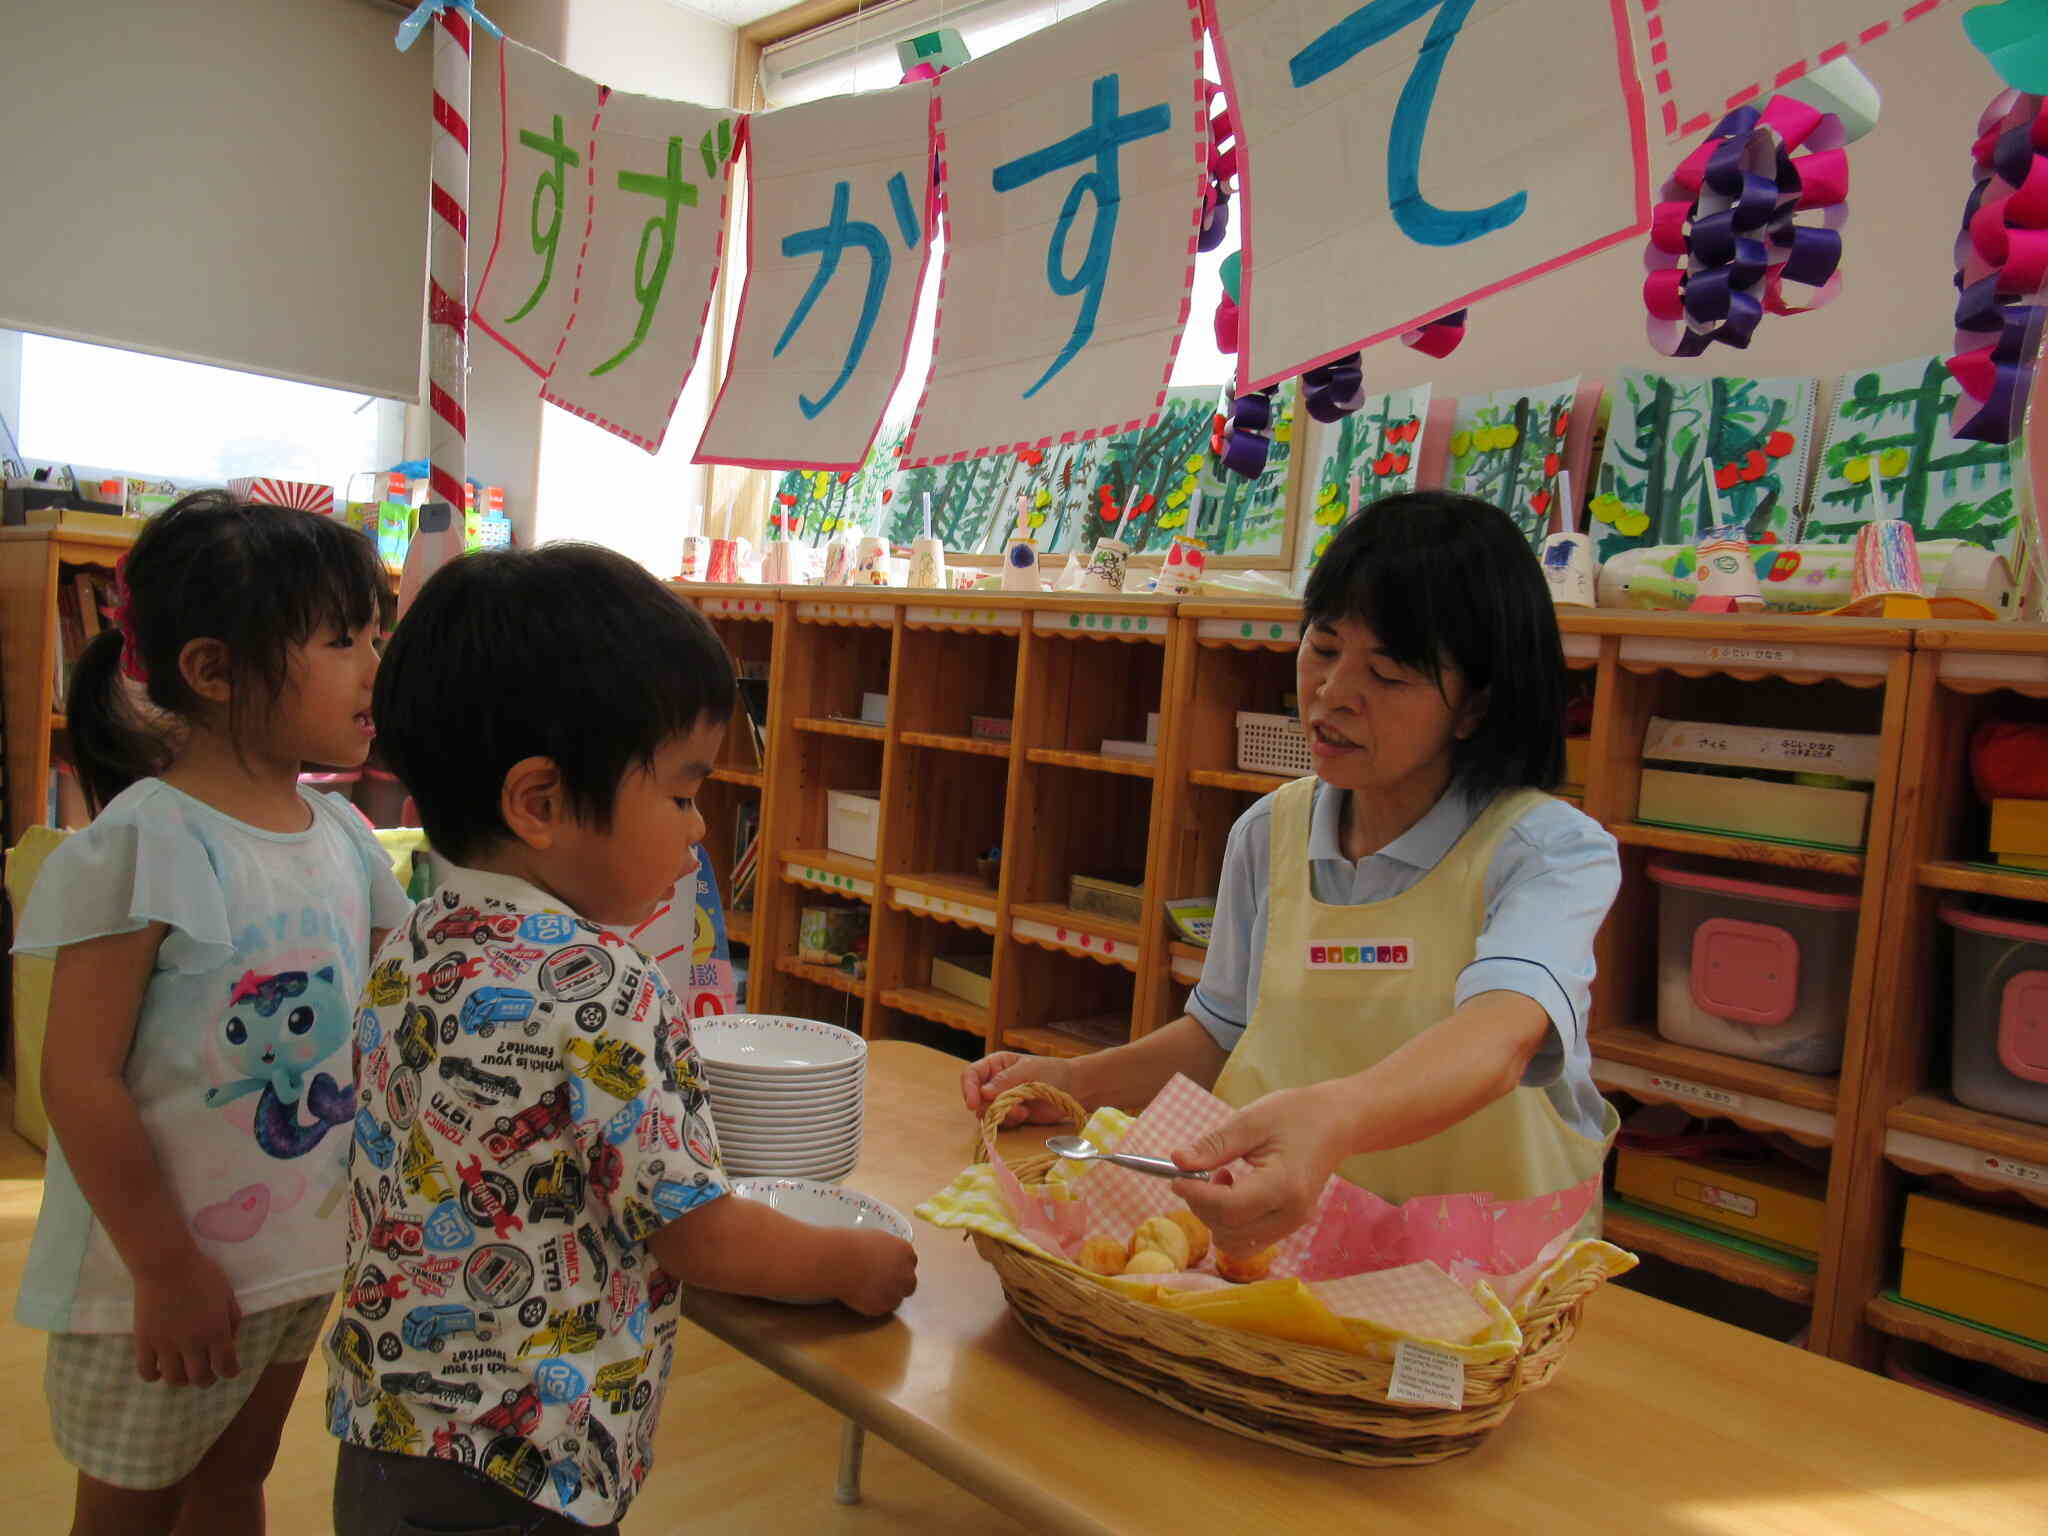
[6,330,406,493]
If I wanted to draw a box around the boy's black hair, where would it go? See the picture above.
[68,490,389,813]
[1302,490,1565,800]
[374,543,736,864]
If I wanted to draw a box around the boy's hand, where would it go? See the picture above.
[834,1229,919,1317]
[133,1253,242,1387]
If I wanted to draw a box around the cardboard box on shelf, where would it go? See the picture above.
[1989,799,2048,858]
[826,790,881,862]
[1901,1194,2048,1346]
[1613,1148,1827,1259]
[1636,767,1870,849]
[1070,873,1144,924]
[798,906,869,969]
[931,953,993,1007]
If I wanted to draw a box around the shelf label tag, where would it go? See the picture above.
[1388,1342,1464,1410]
[1706,645,1792,666]
[1646,1074,1744,1113]
[1982,1153,2047,1187]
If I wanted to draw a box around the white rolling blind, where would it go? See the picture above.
[758,0,1107,107]
[0,0,431,401]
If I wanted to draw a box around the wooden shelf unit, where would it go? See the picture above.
[1,526,141,846]
[669,585,2048,1393]
[1576,613,1917,1369]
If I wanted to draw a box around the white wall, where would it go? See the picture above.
[527,0,740,573]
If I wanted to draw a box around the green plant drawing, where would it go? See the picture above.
[1296,385,1430,583]
[1445,378,1578,551]
[1810,355,2015,555]
[769,384,1296,560]
[1590,369,1818,564]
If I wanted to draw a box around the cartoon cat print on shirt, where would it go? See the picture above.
[205,965,357,1157]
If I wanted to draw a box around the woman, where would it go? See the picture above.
[962,492,1620,1254]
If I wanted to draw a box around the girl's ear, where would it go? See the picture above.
[177,638,233,705]
[499,756,564,849]
[1454,686,1490,742]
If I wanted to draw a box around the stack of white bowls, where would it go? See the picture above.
[692,1014,866,1182]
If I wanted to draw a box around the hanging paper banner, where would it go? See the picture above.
[900,0,1208,467]
[1212,0,1650,393]
[471,38,604,377]
[695,85,937,471]
[1633,1,1954,141]
[542,91,741,450]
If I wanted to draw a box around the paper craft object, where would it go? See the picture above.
[1442,377,1582,551]
[1595,537,2017,612]
[1809,355,2016,556]
[226,478,335,516]
[901,0,1207,466]
[1297,385,1430,584]
[470,36,604,377]
[1210,0,1649,391]
[696,86,937,471]
[609,845,737,1018]
[542,92,739,450]
[1590,368,1817,564]
[1632,0,1954,142]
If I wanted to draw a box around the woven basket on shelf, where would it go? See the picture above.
[968,1083,1607,1466]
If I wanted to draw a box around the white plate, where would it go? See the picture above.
[713,1101,864,1126]
[718,1134,863,1158]
[707,1085,865,1110]
[717,1120,864,1144]
[724,1152,861,1178]
[705,1077,865,1102]
[692,1015,867,1074]
[732,1177,909,1239]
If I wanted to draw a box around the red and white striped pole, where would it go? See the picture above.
[425,8,470,515]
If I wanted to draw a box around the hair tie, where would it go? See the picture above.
[109,557,148,684]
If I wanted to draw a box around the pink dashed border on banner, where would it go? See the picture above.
[898,0,1210,469]
[1636,0,1953,140]
[540,111,744,453]
[693,87,940,473]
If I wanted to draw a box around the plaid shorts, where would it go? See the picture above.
[44,1292,333,1490]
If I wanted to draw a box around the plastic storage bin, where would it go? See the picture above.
[1939,901,2048,1125]
[1235,712,1312,777]
[1647,859,1861,1074]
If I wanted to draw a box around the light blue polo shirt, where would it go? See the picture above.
[1189,781,1617,1140]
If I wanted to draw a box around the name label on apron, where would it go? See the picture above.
[1305,940,1414,970]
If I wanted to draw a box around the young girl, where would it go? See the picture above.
[964,491,1623,1255]
[13,491,412,1536]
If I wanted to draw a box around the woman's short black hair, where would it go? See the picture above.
[1302,491,1565,799]
[374,543,735,864]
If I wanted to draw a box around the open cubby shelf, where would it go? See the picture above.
[664,587,2048,1392]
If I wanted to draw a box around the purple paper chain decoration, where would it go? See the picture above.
[1948,90,2048,444]
[1301,352,1365,423]
[1642,95,1849,357]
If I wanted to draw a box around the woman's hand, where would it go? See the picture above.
[1171,1083,1353,1254]
[959,1052,1076,1126]
[133,1252,242,1387]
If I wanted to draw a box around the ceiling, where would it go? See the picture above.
[660,0,797,26]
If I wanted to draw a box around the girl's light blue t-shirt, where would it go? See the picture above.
[12,779,411,1333]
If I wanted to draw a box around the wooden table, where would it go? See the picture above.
[681,1043,2047,1534]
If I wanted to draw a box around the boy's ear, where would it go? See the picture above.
[177,638,233,705]
[499,756,566,849]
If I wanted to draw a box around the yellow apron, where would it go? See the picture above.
[1211,778,1617,1208]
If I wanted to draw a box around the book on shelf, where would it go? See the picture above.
[51,566,120,710]
[730,799,760,912]
[1642,716,1881,784]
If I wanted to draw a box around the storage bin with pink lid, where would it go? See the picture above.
[1938,900,2048,1125]
[1647,859,1862,1074]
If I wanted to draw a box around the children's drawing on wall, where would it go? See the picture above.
[1590,370,1818,564]
[1809,356,2016,554]
[769,384,1296,560]
[1444,377,1579,551]
[1296,386,1430,584]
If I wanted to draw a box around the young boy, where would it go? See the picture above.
[324,545,916,1534]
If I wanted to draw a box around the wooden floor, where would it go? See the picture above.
[0,1090,1028,1534]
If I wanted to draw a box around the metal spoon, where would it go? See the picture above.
[1045,1135,1211,1181]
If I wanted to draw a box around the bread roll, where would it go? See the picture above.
[1123,1249,1179,1276]
[1165,1209,1210,1267]
[1129,1215,1192,1270]
[1213,1244,1277,1283]
[1076,1234,1130,1276]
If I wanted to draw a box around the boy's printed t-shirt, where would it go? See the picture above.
[325,867,728,1526]
[11,779,409,1331]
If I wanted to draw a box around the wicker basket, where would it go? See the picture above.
[969,1083,1605,1466]
[1235,711,1313,777]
